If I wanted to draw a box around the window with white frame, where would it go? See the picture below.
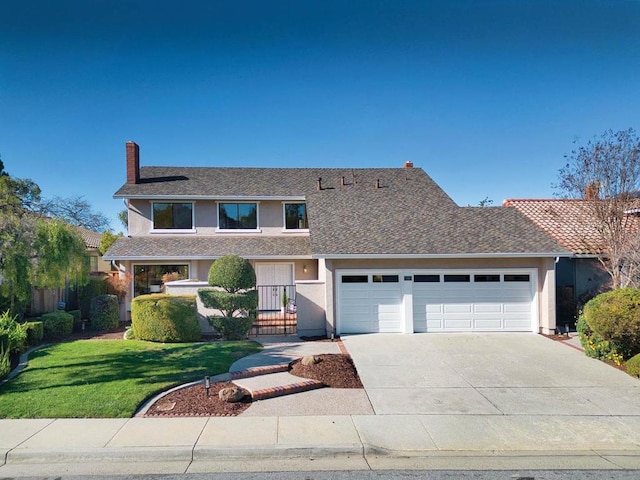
[152,202,193,230]
[283,203,308,230]
[218,202,258,230]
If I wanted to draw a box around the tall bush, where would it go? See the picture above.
[198,255,257,340]
[79,276,109,319]
[90,295,120,331]
[582,288,640,359]
[131,294,200,343]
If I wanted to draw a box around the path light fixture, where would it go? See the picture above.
[204,376,211,398]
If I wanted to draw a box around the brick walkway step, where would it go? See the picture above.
[232,371,325,401]
[229,364,289,380]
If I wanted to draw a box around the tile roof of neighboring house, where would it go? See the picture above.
[103,235,311,260]
[113,166,459,206]
[75,226,102,249]
[306,186,569,256]
[503,199,605,255]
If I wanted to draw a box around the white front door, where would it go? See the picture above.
[256,263,294,311]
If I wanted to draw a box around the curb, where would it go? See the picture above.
[1,344,49,385]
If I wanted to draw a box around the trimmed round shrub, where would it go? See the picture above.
[208,316,254,340]
[42,312,74,340]
[583,288,640,359]
[90,295,120,332]
[207,255,256,292]
[24,321,44,345]
[627,353,640,378]
[131,294,201,343]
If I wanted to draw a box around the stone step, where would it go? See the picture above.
[229,364,289,380]
[232,371,325,401]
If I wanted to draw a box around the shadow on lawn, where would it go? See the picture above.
[2,340,261,394]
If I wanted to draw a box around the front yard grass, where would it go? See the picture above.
[0,339,262,418]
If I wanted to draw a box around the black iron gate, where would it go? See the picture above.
[251,285,297,335]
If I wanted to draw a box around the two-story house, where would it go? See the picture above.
[104,141,569,337]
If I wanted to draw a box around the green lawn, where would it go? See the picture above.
[0,339,262,418]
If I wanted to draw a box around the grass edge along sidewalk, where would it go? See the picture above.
[0,339,262,418]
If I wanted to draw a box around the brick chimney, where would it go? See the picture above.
[404,161,414,168]
[585,181,600,200]
[126,141,140,184]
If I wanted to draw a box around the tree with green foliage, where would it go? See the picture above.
[118,209,128,229]
[198,255,258,339]
[99,231,123,255]
[33,219,89,290]
[0,159,90,315]
[555,128,640,288]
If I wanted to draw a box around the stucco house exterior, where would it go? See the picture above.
[104,141,569,336]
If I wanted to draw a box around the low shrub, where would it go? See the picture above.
[0,310,28,354]
[131,294,201,343]
[68,310,82,331]
[90,295,120,332]
[24,321,44,345]
[627,353,640,378]
[208,316,254,340]
[583,288,640,359]
[41,312,74,340]
[576,315,624,366]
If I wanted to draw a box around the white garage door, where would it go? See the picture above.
[413,271,535,332]
[337,271,403,334]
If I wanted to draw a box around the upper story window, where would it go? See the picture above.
[283,203,308,230]
[152,202,193,230]
[218,202,258,230]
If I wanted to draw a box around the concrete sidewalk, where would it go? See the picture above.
[2,414,640,476]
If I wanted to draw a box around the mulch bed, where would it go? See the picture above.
[145,381,253,417]
[144,353,362,417]
[289,354,363,388]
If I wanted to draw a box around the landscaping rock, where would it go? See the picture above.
[218,386,246,403]
[301,355,321,366]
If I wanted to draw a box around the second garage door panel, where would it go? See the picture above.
[413,272,534,332]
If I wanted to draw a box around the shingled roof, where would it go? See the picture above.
[103,235,311,260]
[109,165,568,259]
[307,186,568,256]
[113,166,459,204]
[504,199,605,255]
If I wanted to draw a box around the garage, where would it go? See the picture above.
[336,269,537,334]
[337,271,404,333]
[412,270,536,332]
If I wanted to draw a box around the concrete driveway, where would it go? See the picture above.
[342,333,640,416]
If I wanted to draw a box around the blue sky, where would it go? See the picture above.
[1,0,639,231]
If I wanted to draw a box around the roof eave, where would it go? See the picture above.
[312,252,572,260]
[113,194,307,201]
[103,254,312,261]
